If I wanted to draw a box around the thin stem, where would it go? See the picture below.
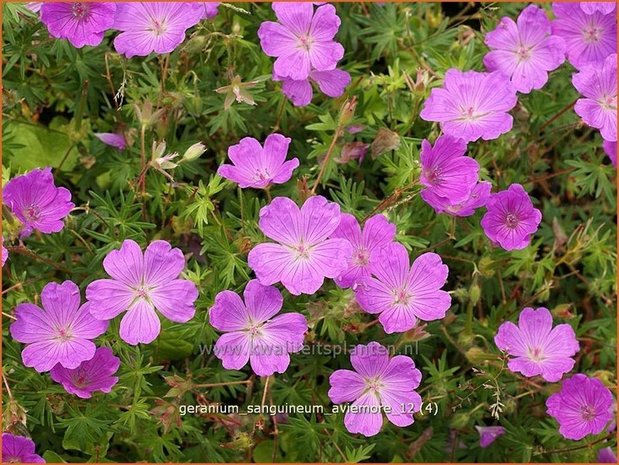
[260,376,271,408]
[194,380,251,388]
[2,312,16,320]
[535,433,614,456]
[2,373,13,399]
[539,98,578,132]
[7,246,70,273]
[139,124,147,196]
[310,127,344,195]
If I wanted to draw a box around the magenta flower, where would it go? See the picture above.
[275,68,351,107]
[422,181,492,217]
[113,3,204,58]
[202,2,220,19]
[581,2,616,15]
[217,134,299,189]
[603,140,617,167]
[572,54,617,142]
[480,183,542,251]
[50,347,120,399]
[248,196,352,295]
[476,426,505,448]
[209,280,307,376]
[495,307,579,382]
[546,374,614,440]
[40,2,116,48]
[1,433,45,463]
[2,243,8,267]
[94,132,126,150]
[598,447,617,463]
[419,69,518,142]
[3,167,74,239]
[258,3,345,80]
[86,240,198,345]
[551,3,616,70]
[483,5,565,94]
[328,342,422,437]
[10,281,108,373]
[355,243,451,334]
[419,135,479,204]
[330,214,396,289]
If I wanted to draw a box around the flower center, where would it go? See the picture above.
[149,19,168,37]
[353,247,370,267]
[293,241,312,260]
[425,167,441,185]
[505,213,519,229]
[583,24,603,44]
[581,405,597,421]
[7,457,21,464]
[527,346,545,362]
[253,168,271,182]
[23,204,41,222]
[71,2,90,19]
[515,45,532,62]
[393,287,411,306]
[297,34,313,51]
[72,372,90,388]
[55,326,73,342]
[365,376,384,393]
[246,320,265,339]
[599,94,617,111]
[459,105,484,122]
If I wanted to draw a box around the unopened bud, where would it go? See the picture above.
[182,142,206,162]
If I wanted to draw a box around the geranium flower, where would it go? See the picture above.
[10,281,108,373]
[275,68,351,107]
[50,347,120,399]
[202,2,220,19]
[551,3,616,70]
[598,447,617,463]
[495,307,579,382]
[480,183,542,251]
[603,140,617,167]
[330,213,396,289]
[572,54,617,142]
[209,279,307,376]
[113,3,204,58]
[86,240,199,345]
[419,135,479,204]
[3,167,75,238]
[419,69,518,142]
[328,342,422,437]
[1,433,45,463]
[217,134,299,189]
[355,243,451,334]
[94,132,126,150]
[476,426,505,448]
[483,5,565,93]
[247,196,353,295]
[421,181,492,217]
[40,2,116,48]
[258,2,345,80]
[546,374,614,440]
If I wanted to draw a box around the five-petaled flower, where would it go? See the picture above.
[40,2,116,48]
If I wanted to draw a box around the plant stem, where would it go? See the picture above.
[194,380,251,388]
[310,126,344,195]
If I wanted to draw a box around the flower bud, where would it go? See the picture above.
[182,142,206,162]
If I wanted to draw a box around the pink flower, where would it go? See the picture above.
[598,447,617,463]
[551,3,616,70]
[328,342,422,437]
[209,279,307,376]
[86,240,198,345]
[546,374,614,440]
[419,69,518,142]
[113,3,204,58]
[330,214,396,289]
[217,134,299,189]
[202,2,220,19]
[476,426,505,448]
[355,243,451,334]
[10,281,108,373]
[3,167,75,238]
[603,140,617,167]
[422,181,492,217]
[580,2,616,15]
[2,243,8,267]
[275,68,351,106]
[495,307,579,382]
[2,433,45,463]
[258,3,345,80]
[50,347,120,398]
[94,132,126,150]
[480,183,542,251]
[419,135,479,204]
[40,2,116,48]
[247,196,353,295]
[572,54,617,142]
[484,5,565,94]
